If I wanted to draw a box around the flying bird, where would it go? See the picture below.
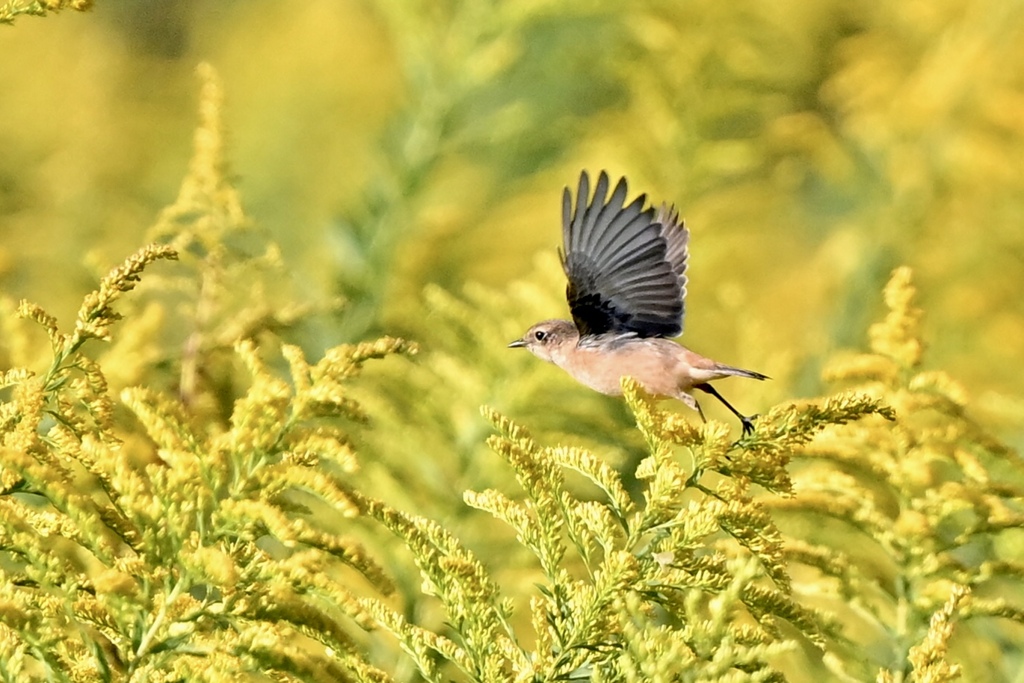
[509,170,767,434]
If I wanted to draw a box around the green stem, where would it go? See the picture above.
[129,576,186,677]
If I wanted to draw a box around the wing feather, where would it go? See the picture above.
[561,171,691,338]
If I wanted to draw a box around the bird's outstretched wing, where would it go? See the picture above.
[560,170,689,338]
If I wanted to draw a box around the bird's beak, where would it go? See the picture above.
[508,338,526,349]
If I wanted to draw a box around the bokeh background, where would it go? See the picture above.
[3,3,1024,680]
[2,0,1023,451]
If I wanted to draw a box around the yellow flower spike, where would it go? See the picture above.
[904,584,970,683]
[71,245,178,349]
[869,266,924,370]
[0,0,92,24]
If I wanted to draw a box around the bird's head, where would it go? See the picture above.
[508,319,580,364]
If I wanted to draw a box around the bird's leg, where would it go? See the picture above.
[694,398,706,424]
[694,383,757,435]
[677,391,707,423]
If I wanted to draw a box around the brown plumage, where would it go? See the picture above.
[509,170,767,433]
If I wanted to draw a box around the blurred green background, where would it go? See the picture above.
[2,0,1023,447]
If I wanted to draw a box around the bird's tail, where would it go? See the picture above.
[713,363,769,381]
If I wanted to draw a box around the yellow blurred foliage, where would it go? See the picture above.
[2,1,1022,446]
[1,3,1023,681]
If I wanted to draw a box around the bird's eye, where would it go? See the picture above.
[534,330,547,341]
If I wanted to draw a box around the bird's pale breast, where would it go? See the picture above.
[559,338,717,399]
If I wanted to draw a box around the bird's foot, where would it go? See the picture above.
[739,414,759,436]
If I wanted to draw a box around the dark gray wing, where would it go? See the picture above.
[560,170,689,338]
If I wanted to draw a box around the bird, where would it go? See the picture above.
[509,170,767,434]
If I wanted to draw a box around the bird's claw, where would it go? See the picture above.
[739,414,759,436]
